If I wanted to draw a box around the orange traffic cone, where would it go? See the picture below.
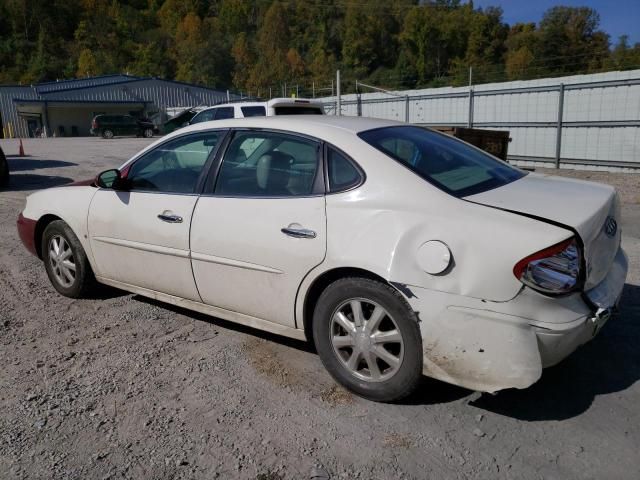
[18,138,25,157]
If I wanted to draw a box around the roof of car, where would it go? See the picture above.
[175,115,402,138]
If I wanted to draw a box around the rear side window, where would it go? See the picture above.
[215,107,235,120]
[327,148,362,192]
[241,106,266,117]
[215,131,319,197]
[274,106,323,115]
[359,126,525,197]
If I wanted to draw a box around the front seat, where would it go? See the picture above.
[256,151,293,196]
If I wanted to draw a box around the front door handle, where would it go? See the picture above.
[158,211,183,223]
[281,227,316,239]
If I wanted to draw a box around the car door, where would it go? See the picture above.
[114,116,125,136]
[190,129,327,327]
[88,130,226,300]
[124,116,138,136]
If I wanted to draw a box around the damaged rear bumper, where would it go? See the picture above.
[405,246,628,393]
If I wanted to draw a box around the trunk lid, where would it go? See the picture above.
[465,173,621,290]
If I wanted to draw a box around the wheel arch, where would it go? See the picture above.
[300,266,403,342]
[34,214,63,259]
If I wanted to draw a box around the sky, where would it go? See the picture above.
[470,0,640,44]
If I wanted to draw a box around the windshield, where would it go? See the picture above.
[358,126,524,197]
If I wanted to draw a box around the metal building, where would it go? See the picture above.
[0,74,238,138]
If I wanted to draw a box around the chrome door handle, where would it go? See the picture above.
[157,212,183,223]
[281,227,316,239]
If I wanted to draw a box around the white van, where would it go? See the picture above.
[189,98,324,125]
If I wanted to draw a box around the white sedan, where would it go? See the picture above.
[17,116,628,401]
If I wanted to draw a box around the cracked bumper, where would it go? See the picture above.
[405,247,627,393]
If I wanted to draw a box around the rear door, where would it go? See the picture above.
[190,129,326,327]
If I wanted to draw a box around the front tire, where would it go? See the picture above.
[143,128,154,138]
[102,129,114,139]
[42,220,95,298]
[312,277,423,402]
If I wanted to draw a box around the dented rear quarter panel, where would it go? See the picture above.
[308,140,574,304]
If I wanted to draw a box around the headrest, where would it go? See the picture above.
[256,151,293,193]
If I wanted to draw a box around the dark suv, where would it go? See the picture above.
[91,115,157,139]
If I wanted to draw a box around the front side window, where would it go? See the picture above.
[359,126,525,197]
[191,109,216,124]
[127,132,221,194]
[241,106,266,117]
[215,131,319,197]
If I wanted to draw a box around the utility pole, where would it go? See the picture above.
[336,70,341,116]
[468,66,474,128]
[555,83,565,169]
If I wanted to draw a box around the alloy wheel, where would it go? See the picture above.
[48,235,76,288]
[330,298,404,382]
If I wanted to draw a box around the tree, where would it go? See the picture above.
[537,6,609,75]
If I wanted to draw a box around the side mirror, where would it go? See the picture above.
[96,169,123,189]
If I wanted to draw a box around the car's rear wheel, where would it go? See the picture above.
[102,129,114,139]
[42,220,95,298]
[143,128,154,138]
[312,277,423,402]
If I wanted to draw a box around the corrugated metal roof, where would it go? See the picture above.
[34,74,141,94]
[0,75,241,137]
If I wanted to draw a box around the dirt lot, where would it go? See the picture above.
[1,137,639,480]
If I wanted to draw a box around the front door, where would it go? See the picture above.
[88,130,224,300]
[190,130,327,327]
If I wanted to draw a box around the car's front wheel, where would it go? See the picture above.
[312,277,423,402]
[42,220,95,298]
[143,128,154,138]
[102,129,114,139]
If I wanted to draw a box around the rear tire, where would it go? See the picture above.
[102,129,114,139]
[42,220,95,298]
[143,128,154,138]
[312,277,423,402]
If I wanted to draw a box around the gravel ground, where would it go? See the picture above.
[1,137,639,480]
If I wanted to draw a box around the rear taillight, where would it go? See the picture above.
[513,237,582,295]
[92,119,97,129]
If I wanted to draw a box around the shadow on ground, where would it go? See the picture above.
[471,283,640,421]
[133,295,314,353]
[125,283,640,415]
[5,173,74,191]
[7,158,77,172]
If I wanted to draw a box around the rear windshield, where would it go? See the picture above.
[358,126,524,197]
[274,106,323,115]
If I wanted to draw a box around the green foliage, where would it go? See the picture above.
[0,1,637,91]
